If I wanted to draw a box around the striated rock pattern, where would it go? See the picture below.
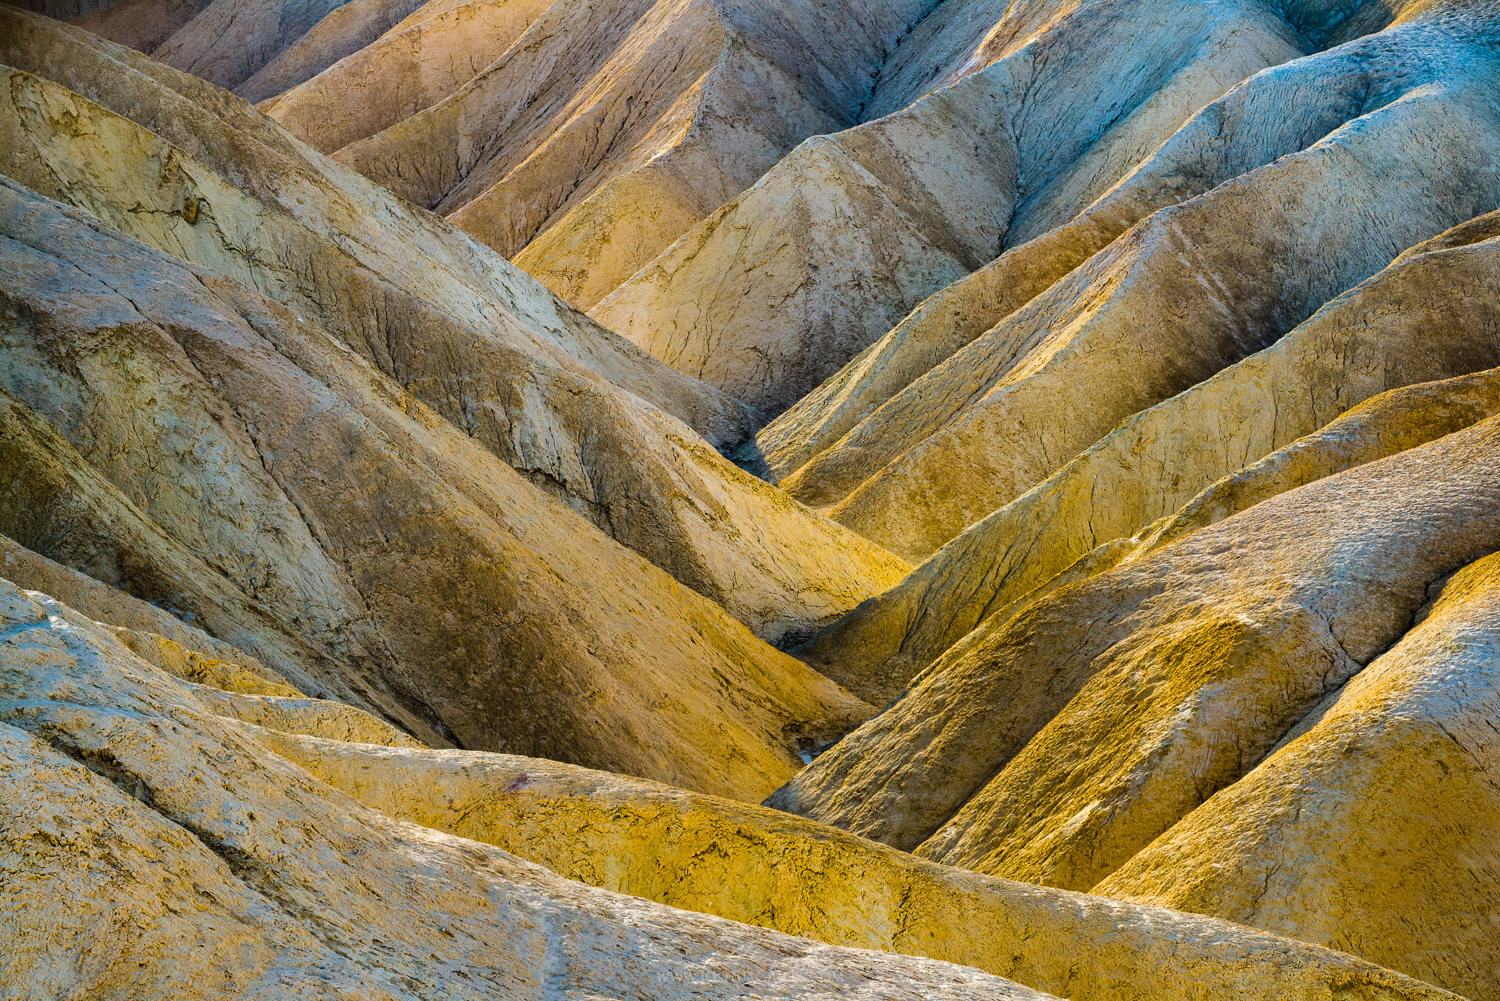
[0,579,1049,1000]
[801,213,1500,703]
[257,728,1460,1001]
[1098,548,1500,1001]
[324,0,940,310]
[0,10,912,645]
[595,0,1311,416]
[0,174,876,800]
[4,0,1500,997]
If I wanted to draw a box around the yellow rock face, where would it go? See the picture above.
[0,165,878,800]
[772,414,1500,861]
[7,0,1500,995]
[1099,549,1500,1001]
[0,11,912,646]
[0,578,1050,1000]
[801,219,1500,705]
[253,730,1461,1001]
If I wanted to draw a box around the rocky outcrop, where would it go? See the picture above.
[0,10,913,645]
[800,213,1500,704]
[0,578,1048,1000]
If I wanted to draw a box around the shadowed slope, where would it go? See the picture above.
[0,175,875,799]
[0,10,913,643]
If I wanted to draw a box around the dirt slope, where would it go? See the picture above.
[324,0,937,309]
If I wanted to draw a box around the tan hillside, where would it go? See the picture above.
[0,10,912,644]
[0,579,1052,1000]
[1097,548,1500,1001]
[4,0,1500,996]
[0,172,882,799]
[592,0,1312,415]
[770,11,1500,557]
[800,213,1500,704]
[259,728,1457,1001]
[0,571,1454,1000]
[256,0,555,152]
[324,0,938,310]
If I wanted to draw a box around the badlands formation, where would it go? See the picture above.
[0,0,1498,996]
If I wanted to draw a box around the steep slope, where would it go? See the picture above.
[254,728,1460,1001]
[764,9,1500,558]
[70,0,208,51]
[231,0,432,102]
[771,416,1500,911]
[326,0,937,310]
[0,10,913,644]
[256,0,555,153]
[0,579,1047,1000]
[151,0,363,91]
[592,0,1310,415]
[1096,548,1500,1001]
[801,213,1500,703]
[0,175,876,799]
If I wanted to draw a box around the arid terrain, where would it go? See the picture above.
[1,0,1498,997]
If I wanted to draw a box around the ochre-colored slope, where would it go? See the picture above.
[0,579,1045,1000]
[1098,548,1500,1001]
[801,215,1500,704]
[777,14,1500,559]
[254,726,1456,1001]
[771,416,1500,869]
[0,176,873,799]
[1,10,912,645]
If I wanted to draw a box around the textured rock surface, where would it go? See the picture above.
[1097,548,1500,1001]
[0,174,879,800]
[257,0,555,152]
[255,729,1461,1001]
[0,11,913,644]
[801,214,1500,703]
[772,416,1500,874]
[772,13,1500,557]
[70,0,208,52]
[0,578,1050,1000]
[596,0,1317,417]
[5,1,1500,996]
[325,0,938,310]
[232,0,432,102]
